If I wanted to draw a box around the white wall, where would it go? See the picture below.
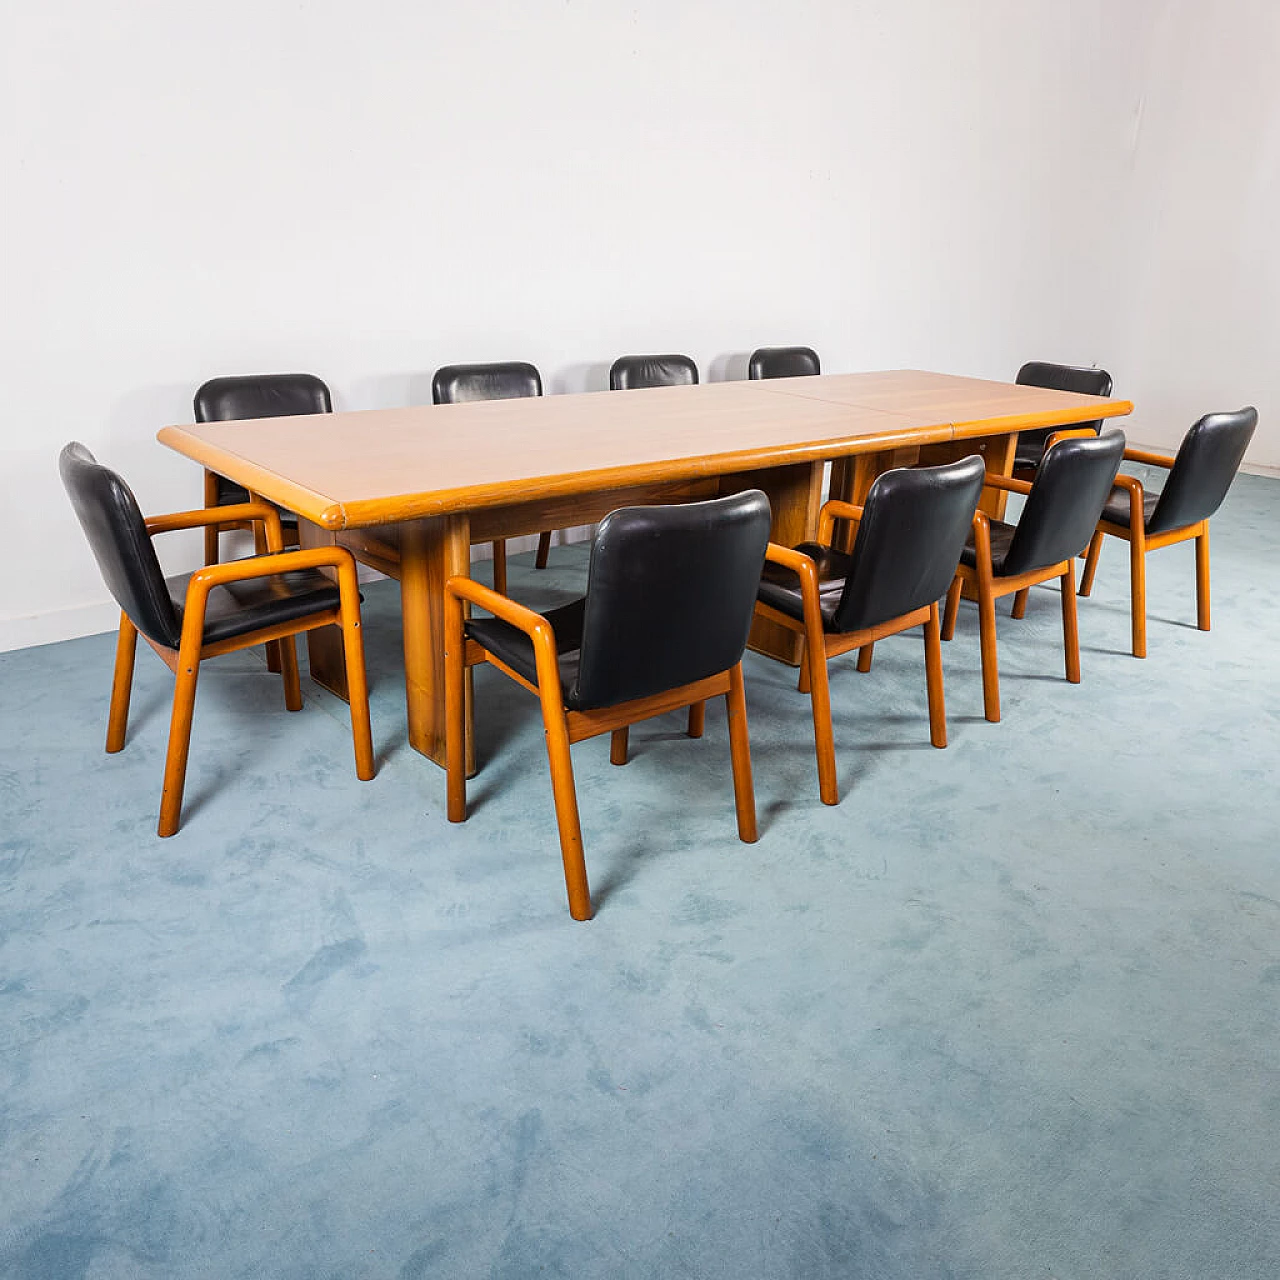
[2,0,1156,650]
[1111,0,1280,465]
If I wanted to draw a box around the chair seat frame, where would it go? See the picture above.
[941,468,1081,724]
[753,497,948,807]
[444,577,757,921]
[110,501,375,836]
[1077,445,1209,658]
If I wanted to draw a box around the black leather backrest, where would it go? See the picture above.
[609,354,698,391]
[1146,407,1257,536]
[833,456,986,634]
[194,373,332,422]
[1015,361,1113,455]
[59,443,183,650]
[432,362,542,403]
[749,347,821,380]
[1002,431,1126,577]
[572,491,772,710]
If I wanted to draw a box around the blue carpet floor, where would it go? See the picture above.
[3,472,1278,1278]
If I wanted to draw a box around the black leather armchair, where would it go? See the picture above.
[1078,407,1257,657]
[755,456,986,805]
[1013,361,1112,477]
[59,443,374,837]
[748,347,821,380]
[194,373,333,565]
[433,361,544,590]
[942,431,1126,722]
[444,490,772,920]
[609,353,698,390]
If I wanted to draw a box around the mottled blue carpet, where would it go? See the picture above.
[3,472,1278,1278]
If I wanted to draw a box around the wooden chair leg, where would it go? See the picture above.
[1061,567,1081,684]
[278,636,303,711]
[265,640,284,675]
[942,576,963,641]
[535,530,552,570]
[856,642,874,673]
[539,695,592,921]
[491,540,508,596]
[726,663,757,843]
[445,592,468,822]
[923,602,946,748]
[807,636,839,805]
[610,727,629,765]
[977,579,1001,723]
[158,646,201,838]
[797,643,811,694]
[1195,523,1211,631]
[1079,531,1104,597]
[106,613,138,754]
[1129,536,1147,658]
[687,701,705,739]
[203,523,219,566]
[1011,587,1030,619]
[337,566,375,781]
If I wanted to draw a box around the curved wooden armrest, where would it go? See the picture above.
[970,510,993,569]
[187,544,358,592]
[1106,472,1147,532]
[817,498,864,546]
[1044,427,1098,451]
[1123,446,1176,470]
[149,502,286,550]
[764,542,820,579]
[444,575,554,642]
[981,473,1033,497]
[146,502,277,535]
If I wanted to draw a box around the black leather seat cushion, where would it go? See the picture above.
[467,599,586,707]
[1100,486,1159,529]
[959,520,1017,575]
[757,542,854,631]
[168,564,342,646]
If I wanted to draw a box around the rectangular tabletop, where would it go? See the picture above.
[157,369,1132,769]
[157,370,1132,531]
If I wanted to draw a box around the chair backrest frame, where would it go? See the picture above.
[59,443,184,650]
[1014,362,1112,463]
[748,347,821,380]
[833,456,986,634]
[571,491,772,710]
[194,373,332,422]
[1146,407,1257,536]
[608,354,698,391]
[432,362,542,404]
[1001,431,1126,577]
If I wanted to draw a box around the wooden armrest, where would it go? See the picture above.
[982,474,1033,497]
[764,542,820,577]
[444,576,553,641]
[149,502,287,552]
[146,502,277,535]
[1044,427,1098,451]
[817,498,864,546]
[1123,446,1176,470]
[187,544,358,591]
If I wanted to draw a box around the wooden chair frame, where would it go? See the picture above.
[443,577,757,921]
[941,472,1080,724]
[1078,445,1209,659]
[753,498,947,807]
[112,501,375,837]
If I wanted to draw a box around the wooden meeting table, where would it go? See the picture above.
[158,369,1132,770]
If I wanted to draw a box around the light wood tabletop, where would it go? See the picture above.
[159,369,1132,768]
